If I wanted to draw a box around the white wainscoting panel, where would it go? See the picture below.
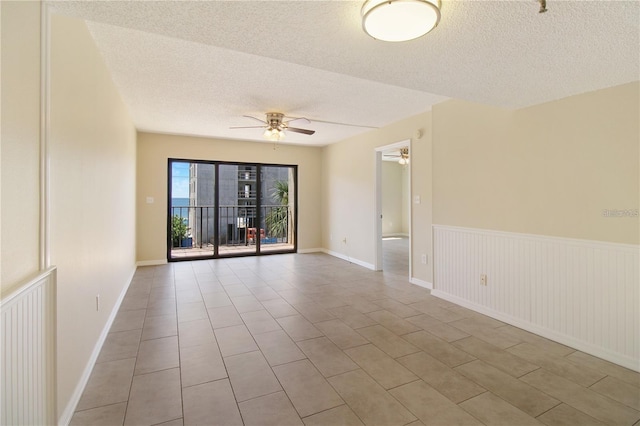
[433,225,639,371]
[1,267,57,425]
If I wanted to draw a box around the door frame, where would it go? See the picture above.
[167,158,298,261]
[374,140,412,278]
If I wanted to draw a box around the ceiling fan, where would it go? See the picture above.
[383,147,410,165]
[230,112,315,141]
[230,112,379,142]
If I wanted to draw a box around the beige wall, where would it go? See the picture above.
[50,14,137,417]
[433,82,639,245]
[381,161,404,236]
[321,111,433,283]
[136,133,323,262]
[0,1,41,292]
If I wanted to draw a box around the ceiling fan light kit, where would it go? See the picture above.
[263,128,284,141]
[361,0,441,42]
[399,147,410,165]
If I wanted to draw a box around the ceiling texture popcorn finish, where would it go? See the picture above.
[47,1,639,146]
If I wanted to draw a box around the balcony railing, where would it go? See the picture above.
[237,190,257,199]
[170,205,292,251]
[237,171,256,180]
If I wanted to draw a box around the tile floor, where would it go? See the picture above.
[71,246,640,426]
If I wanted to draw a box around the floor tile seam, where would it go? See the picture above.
[456,364,565,412]
[357,375,420,424]
[506,348,607,386]
[322,368,373,425]
[532,399,565,420]
[560,351,631,384]
[270,360,341,420]
[298,403,352,422]
[450,389,490,406]
[149,415,182,426]
[517,366,625,415]
[448,337,541,376]
[383,378,423,393]
[145,275,184,425]
[457,391,536,424]
[195,280,238,406]
[72,400,129,415]
[139,332,179,343]
[76,397,130,420]
[180,375,231,392]
[298,353,361,380]
[132,359,180,378]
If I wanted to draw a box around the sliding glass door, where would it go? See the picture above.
[168,159,297,261]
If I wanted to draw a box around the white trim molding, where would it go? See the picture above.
[40,0,52,271]
[433,224,640,372]
[297,248,324,254]
[410,277,433,290]
[136,259,168,267]
[321,249,376,271]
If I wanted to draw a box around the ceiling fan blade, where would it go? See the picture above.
[284,116,311,125]
[229,125,267,129]
[286,127,315,135]
[307,119,377,129]
[242,115,267,125]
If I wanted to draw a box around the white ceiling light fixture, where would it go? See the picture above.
[361,0,441,42]
[263,127,285,142]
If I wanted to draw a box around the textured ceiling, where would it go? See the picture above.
[48,0,640,146]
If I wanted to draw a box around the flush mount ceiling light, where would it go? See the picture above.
[361,0,441,42]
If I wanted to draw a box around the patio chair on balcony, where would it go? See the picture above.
[247,227,265,244]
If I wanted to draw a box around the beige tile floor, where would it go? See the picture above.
[71,244,640,426]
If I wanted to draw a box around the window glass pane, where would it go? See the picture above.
[261,166,295,253]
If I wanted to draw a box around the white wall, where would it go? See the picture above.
[49,14,137,419]
[381,161,404,236]
[0,1,42,293]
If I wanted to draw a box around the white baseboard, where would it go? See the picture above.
[136,259,167,266]
[382,233,409,238]
[410,277,433,290]
[432,289,639,372]
[297,248,323,254]
[321,249,375,271]
[58,266,136,425]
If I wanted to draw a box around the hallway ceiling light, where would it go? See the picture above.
[361,0,441,42]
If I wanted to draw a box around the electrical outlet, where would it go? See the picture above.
[480,274,487,286]
[421,254,427,264]
[342,237,347,244]
[96,294,100,311]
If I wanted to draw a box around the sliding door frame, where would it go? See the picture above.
[167,158,298,262]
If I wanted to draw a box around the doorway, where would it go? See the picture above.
[374,141,412,278]
[168,159,297,261]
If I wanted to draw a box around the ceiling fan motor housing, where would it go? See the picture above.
[266,112,285,130]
